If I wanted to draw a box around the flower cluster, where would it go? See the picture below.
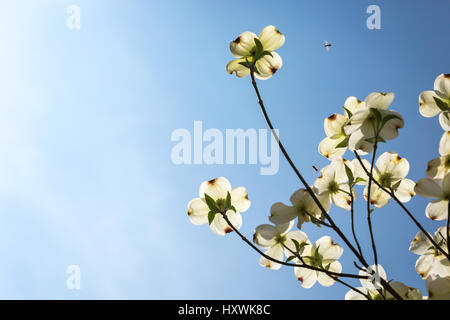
[226,25,285,80]
[186,27,450,300]
[410,74,450,297]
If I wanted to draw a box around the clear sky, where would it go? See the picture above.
[0,0,449,299]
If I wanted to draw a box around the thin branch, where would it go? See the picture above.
[248,67,366,265]
[354,151,450,261]
[247,68,403,299]
[219,211,367,280]
[350,189,364,258]
[281,243,371,300]
[366,142,379,267]
[447,202,450,261]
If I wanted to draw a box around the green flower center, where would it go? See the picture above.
[275,235,287,244]
[444,155,450,169]
[215,198,227,212]
[328,181,340,194]
[378,172,393,187]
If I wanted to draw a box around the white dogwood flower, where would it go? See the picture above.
[363,151,415,208]
[427,131,450,180]
[425,276,450,300]
[318,96,366,158]
[187,177,250,236]
[269,187,331,229]
[344,92,404,154]
[294,236,343,288]
[226,25,284,80]
[314,157,356,210]
[345,264,422,300]
[415,173,450,221]
[253,221,309,270]
[409,226,450,279]
[419,74,450,130]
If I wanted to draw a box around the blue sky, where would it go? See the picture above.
[0,0,448,299]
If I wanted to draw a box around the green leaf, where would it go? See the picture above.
[344,164,354,185]
[291,239,300,252]
[204,193,219,213]
[370,108,382,124]
[253,38,264,58]
[286,256,296,263]
[343,106,353,118]
[261,50,273,58]
[364,137,375,143]
[238,61,250,68]
[391,180,401,190]
[433,97,450,112]
[226,191,232,208]
[208,211,217,225]
[377,136,386,143]
[335,137,349,149]
[354,177,366,184]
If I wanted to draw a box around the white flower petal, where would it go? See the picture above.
[331,191,352,210]
[254,51,282,80]
[375,151,410,180]
[426,156,447,180]
[275,221,295,235]
[318,136,347,159]
[229,31,257,57]
[409,230,432,255]
[415,254,434,279]
[365,92,394,110]
[253,224,277,248]
[440,132,450,156]
[347,127,373,154]
[345,287,368,300]
[364,183,391,208]
[388,282,423,300]
[294,265,317,288]
[317,261,341,287]
[414,178,443,199]
[269,202,297,225]
[187,198,209,226]
[226,58,250,78]
[210,210,242,236]
[316,236,344,260]
[426,276,450,300]
[439,112,450,131]
[425,199,448,221]
[324,113,348,137]
[259,244,284,270]
[434,73,450,98]
[199,177,232,200]
[230,186,250,212]
[258,25,285,51]
[394,178,415,203]
[419,90,441,117]
[378,110,404,141]
[344,96,365,116]
[284,231,309,256]
[351,158,370,185]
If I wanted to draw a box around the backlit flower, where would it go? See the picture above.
[253,221,309,270]
[226,25,284,80]
[187,177,250,236]
[419,74,450,130]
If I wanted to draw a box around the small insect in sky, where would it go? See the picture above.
[312,165,319,172]
[324,40,332,51]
